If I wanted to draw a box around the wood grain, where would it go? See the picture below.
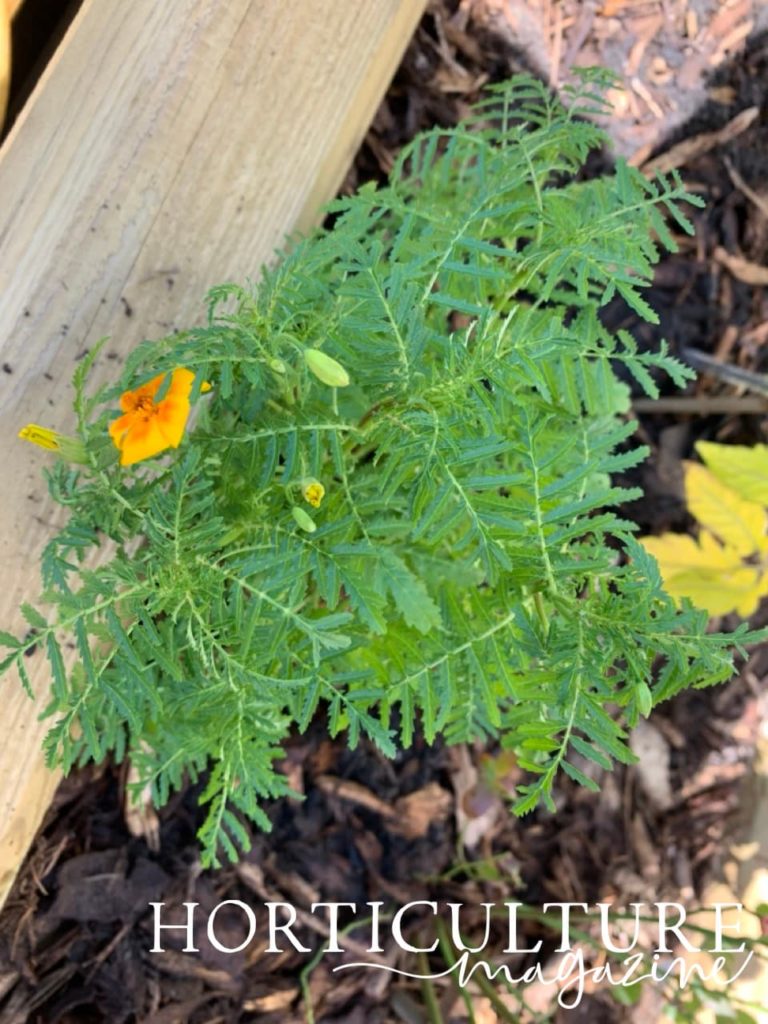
[0,0,426,907]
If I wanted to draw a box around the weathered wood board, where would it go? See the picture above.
[0,0,427,908]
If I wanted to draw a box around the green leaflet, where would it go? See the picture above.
[379,550,442,635]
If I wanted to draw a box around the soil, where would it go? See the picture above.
[2,2,768,1022]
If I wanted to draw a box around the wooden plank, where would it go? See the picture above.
[0,2,9,122]
[0,0,427,908]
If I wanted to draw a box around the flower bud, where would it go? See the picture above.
[292,506,317,533]
[636,682,653,718]
[301,477,325,508]
[304,348,350,388]
[18,424,88,464]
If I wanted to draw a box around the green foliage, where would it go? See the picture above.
[3,71,760,865]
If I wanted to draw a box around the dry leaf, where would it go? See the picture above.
[714,246,768,286]
[391,782,453,839]
[449,745,501,850]
[314,775,396,819]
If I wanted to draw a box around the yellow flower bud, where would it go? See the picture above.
[301,478,325,508]
[18,424,88,464]
[304,348,350,388]
[292,506,317,533]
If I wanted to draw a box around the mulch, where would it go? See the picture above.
[2,2,768,1022]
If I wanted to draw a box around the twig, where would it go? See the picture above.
[713,245,768,287]
[724,156,768,220]
[680,347,768,395]
[640,106,758,175]
[632,395,768,415]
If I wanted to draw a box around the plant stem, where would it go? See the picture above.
[533,590,549,636]
[417,950,443,1024]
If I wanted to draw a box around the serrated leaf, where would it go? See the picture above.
[21,603,47,629]
[380,551,442,634]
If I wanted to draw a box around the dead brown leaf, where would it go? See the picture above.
[714,246,768,287]
[449,745,502,850]
[391,782,453,839]
[314,775,396,818]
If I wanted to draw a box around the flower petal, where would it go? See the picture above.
[108,411,135,445]
[154,397,190,448]
[119,418,172,466]
[166,368,195,401]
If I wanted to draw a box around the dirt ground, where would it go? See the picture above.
[2,2,768,1022]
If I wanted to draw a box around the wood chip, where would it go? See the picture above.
[641,106,759,175]
[712,18,754,65]
[391,782,453,839]
[724,156,768,221]
[313,775,396,818]
[0,970,19,1002]
[713,246,768,287]
[243,988,298,1012]
[631,76,664,119]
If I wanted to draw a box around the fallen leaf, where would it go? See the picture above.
[449,745,501,850]
[714,246,768,287]
[696,441,768,506]
[314,775,396,818]
[640,454,768,617]
[684,461,767,556]
[640,530,766,616]
[391,782,453,839]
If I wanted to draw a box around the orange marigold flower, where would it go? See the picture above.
[109,368,196,466]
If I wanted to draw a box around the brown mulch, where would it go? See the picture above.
[2,2,768,1022]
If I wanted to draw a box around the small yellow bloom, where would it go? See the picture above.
[109,368,196,466]
[18,424,87,463]
[301,478,325,508]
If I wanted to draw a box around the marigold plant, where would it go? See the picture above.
[3,73,762,865]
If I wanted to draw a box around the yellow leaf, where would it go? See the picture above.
[684,461,768,556]
[640,530,768,617]
[664,566,766,617]
[641,530,739,574]
[695,441,768,506]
